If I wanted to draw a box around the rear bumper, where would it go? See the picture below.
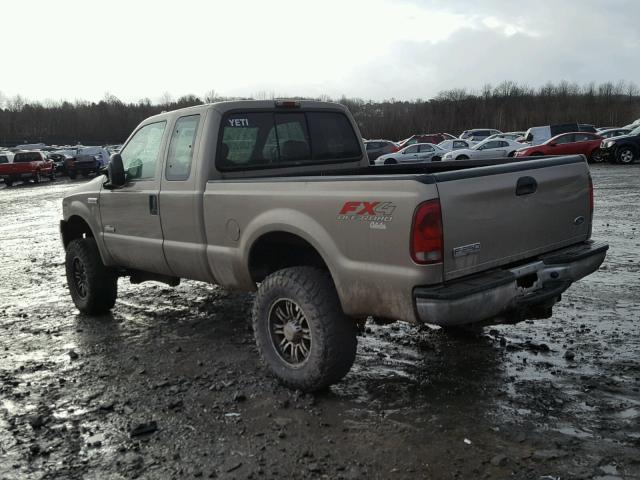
[414,240,608,327]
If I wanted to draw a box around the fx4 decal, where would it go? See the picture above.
[337,201,396,229]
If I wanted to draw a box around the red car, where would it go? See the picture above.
[0,151,55,187]
[515,132,604,163]
[397,133,456,149]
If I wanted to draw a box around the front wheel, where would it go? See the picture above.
[384,158,397,165]
[590,148,604,163]
[65,238,118,314]
[617,147,637,164]
[252,267,357,391]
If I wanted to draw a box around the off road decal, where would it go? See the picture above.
[337,201,396,229]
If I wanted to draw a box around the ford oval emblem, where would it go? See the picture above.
[573,216,585,226]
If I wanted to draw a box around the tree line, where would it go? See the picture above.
[1,81,639,147]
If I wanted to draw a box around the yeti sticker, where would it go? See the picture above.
[228,118,249,127]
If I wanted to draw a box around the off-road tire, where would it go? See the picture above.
[65,238,118,314]
[252,266,357,391]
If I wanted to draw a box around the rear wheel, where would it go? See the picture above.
[4,178,13,187]
[455,155,469,160]
[617,147,636,164]
[384,158,397,165]
[33,171,42,183]
[65,238,118,314]
[252,266,357,391]
[507,151,515,157]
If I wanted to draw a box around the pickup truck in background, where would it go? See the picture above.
[65,146,111,179]
[60,100,608,391]
[0,151,55,187]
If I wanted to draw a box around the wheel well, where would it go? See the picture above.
[61,215,94,248]
[249,232,329,283]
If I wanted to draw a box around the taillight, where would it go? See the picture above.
[411,199,443,264]
[391,145,399,152]
[588,174,594,220]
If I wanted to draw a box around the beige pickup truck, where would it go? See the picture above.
[60,100,608,391]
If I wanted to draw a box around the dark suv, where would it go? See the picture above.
[364,140,398,162]
[600,126,640,164]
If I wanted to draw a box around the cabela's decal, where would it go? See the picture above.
[337,201,396,228]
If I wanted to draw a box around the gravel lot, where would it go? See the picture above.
[0,165,639,480]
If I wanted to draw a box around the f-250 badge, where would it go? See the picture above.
[337,201,396,229]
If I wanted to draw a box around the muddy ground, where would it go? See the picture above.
[0,165,638,480]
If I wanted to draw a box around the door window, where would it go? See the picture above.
[404,145,419,154]
[166,115,200,181]
[554,134,574,144]
[419,144,434,153]
[121,121,166,180]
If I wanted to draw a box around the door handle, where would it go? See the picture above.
[149,194,158,215]
[516,176,537,196]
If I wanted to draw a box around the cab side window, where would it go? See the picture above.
[120,121,167,181]
[166,115,200,181]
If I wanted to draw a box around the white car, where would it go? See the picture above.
[375,143,446,165]
[437,139,475,152]
[485,132,526,142]
[442,138,524,161]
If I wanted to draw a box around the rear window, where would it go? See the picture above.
[14,152,42,162]
[217,111,361,171]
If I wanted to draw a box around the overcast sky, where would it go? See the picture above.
[2,0,638,103]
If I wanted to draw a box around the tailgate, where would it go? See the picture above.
[434,156,591,282]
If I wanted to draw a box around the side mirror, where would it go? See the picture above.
[105,153,126,189]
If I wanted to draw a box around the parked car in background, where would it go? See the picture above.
[397,133,455,149]
[600,125,640,164]
[0,151,55,186]
[437,139,475,152]
[459,129,502,142]
[486,131,526,142]
[364,140,398,162]
[523,123,597,146]
[515,132,604,162]
[105,144,122,155]
[598,128,632,139]
[374,143,445,165]
[47,152,70,173]
[623,119,640,130]
[442,138,522,161]
[65,146,110,179]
